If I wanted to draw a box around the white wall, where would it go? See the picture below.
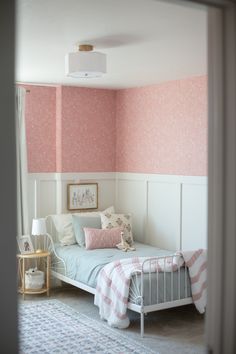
[28,172,116,228]
[116,173,207,251]
[28,172,207,251]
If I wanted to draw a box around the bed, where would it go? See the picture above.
[45,213,193,336]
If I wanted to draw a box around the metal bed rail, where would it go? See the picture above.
[128,255,192,337]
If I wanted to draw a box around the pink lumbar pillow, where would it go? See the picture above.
[84,227,122,250]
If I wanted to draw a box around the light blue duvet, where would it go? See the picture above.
[55,242,191,305]
[55,242,173,288]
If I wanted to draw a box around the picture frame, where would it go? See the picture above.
[17,235,34,254]
[67,183,98,211]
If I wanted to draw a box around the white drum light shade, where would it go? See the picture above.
[65,51,106,78]
[32,218,47,236]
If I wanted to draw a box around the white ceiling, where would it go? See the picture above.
[16,0,207,89]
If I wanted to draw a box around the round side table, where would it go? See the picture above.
[17,251,50,300]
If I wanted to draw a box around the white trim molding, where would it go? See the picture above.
[116,172,207,184]
[28,172,116,181]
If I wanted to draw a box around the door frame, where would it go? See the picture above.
[184,0,236,353]
[207,2,236,353]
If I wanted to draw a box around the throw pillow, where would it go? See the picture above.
[60,222,76,246]
[72,215,101,247]
[100,213,133,246]
[84,227,122,250]
[50,214,72,242]
[99,205,115,218]
[56,206,115,246]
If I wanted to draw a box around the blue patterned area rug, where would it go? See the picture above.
[19,300,157,354]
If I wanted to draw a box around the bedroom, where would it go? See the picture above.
[2,0,236,353]
[14,0,209,353]
[16,0,208,252]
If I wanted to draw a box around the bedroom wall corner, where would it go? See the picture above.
[25,85,117,220]
[24,78,208,251]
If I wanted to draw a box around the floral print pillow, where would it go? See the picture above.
[100,213,133,246]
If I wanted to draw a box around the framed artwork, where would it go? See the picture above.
[17,235,34,254]
[67,183,98,211]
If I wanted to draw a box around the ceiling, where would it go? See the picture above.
[16,0,207,89]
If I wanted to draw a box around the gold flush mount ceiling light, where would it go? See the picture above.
[65,44,106,78]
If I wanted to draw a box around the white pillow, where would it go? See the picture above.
[100,213,133,246]
[60,222,76,246]
[50,214,72,242]
[59,206,115,246]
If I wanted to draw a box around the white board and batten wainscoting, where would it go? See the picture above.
[28,172,116,219]
[28,172,207,251]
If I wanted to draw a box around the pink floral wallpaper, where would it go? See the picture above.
[23,76,207,176]
[116,76,207,176]
[22,84,57,172]
[56,86,62,172]
[24,85,116,173]
[60,87,116,172]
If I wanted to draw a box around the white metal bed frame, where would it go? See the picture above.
[45,221,192,337]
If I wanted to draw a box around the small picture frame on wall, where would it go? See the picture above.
[17,235,34,254]
[67,183,98,211]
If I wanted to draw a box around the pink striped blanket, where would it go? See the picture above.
[94,249,207,328]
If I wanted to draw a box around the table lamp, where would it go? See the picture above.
[31,218,47,253]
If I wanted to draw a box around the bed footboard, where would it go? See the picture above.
[128,255,193,337]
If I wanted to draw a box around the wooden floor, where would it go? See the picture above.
[19,285,206,354]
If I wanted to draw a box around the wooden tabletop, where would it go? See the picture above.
[17,251,50,259]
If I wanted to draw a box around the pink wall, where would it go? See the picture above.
[56,86,62,172]
[24,85,116,173]
[24,76,207,176]
[23,85,56,172]
[116,76,207,175]
[59,87,116,172]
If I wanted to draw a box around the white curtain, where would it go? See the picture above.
[16,87,29,236]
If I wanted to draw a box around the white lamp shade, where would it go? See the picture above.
[31,218,47,236]
[65,51,106,78]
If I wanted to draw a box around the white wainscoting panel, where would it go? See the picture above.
[28,174,57,225]
[28,178,37,223]
[116,179,146,242]
[181,184,207,250]
[115,173,207,251]
[39,180,57,218]
[147,182,181,250]
[28,173,116,225]
[96,179,116,212]
[28,172,207,251]
[61,178,116,214]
